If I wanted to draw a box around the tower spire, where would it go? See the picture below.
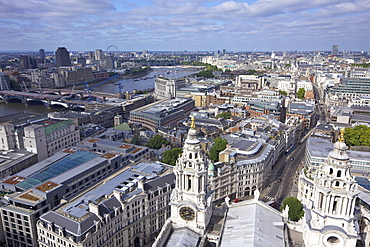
[190,116,196,129]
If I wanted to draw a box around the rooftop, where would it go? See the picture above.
[220,199,285,247]
[16,150,99,190]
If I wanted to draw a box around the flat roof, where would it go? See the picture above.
[16,150,99,190]
[221,200,285,247]
[40,162,173,236]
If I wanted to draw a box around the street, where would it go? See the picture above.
[263,141,307,209]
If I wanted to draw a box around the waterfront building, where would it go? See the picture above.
[55,47,70,67]
[37,162,175,247]
[0,73,11,91]
[23,119,80,162]
[0,123,17,151]
[129,98,195,131]
[154,77,187,99]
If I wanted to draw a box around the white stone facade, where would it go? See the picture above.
[298,130,361,247]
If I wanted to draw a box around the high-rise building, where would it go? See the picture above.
[39,49,45,61]
[222,48,226,56]
[55,47,70,67]
[332,45,339,56]
[87,51,93,60]
[21,55,37,69]
[95,49,104,61]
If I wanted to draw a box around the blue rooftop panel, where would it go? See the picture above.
[17,150,99,190]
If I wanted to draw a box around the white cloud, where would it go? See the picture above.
[0,0,370,51]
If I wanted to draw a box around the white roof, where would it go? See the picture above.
[220,200,285,247]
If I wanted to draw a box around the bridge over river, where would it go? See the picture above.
[0,90,117,109]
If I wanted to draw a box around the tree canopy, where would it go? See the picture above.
[146,135,170,149]
[280,197,304,222]
[344,125,370,147]
[216,112,232,119]
[130,134,141,145]
[296,88,305,99]
[161,148,182,166]
[209,137,228,162]
[279,90,287,96]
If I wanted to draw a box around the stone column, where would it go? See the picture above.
[342,197,349,217]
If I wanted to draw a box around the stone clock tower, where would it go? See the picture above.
[169,118,213,235]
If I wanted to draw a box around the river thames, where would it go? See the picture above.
[0,67,199,117]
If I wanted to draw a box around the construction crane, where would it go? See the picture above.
[84,75,119,101]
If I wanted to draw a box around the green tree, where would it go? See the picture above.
[296,88,305,99]
[9,79,21,91]
[280,197,304,222]
[209,137,228,162]
[162,148,182,166]
[216,112,232,119]
[246,69,257,75]
[146,134,170,149]
[279,90,287,96]
[130,134,141,145]
[345,125,370,147]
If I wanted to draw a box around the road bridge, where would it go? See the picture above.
[0,90,114,109]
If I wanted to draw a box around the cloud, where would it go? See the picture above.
[0,0,370,51]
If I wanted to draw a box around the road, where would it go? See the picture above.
[263,141,307,209]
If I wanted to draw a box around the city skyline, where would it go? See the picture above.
[1,0,370,52]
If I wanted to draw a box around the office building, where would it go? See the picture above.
[95,49,104,61]
[21,55,37,69]
[0,149,37,180]
[214,137,275,203]
[0,137,151,247]
[332,45,339,56]
[37,162,175,247]
[154,77,187,99]
[23,119,80,162]
[129,98,195,131]
[39,49,45,61]
[286,101,316,130]
[55,47,70,67]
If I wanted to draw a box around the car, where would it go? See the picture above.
[277,179,282,182]
[290,157,294,161]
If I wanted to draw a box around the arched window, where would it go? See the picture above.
[329,168,333,175]
[335,181,340,187]
[337,170,342,178]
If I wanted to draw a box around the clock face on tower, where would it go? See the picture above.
[179,206,195,221]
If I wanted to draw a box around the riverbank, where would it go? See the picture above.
[120,68,153,79]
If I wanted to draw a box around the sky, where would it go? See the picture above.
[1,0,370,52]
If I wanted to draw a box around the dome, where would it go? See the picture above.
[328,128,349,161]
